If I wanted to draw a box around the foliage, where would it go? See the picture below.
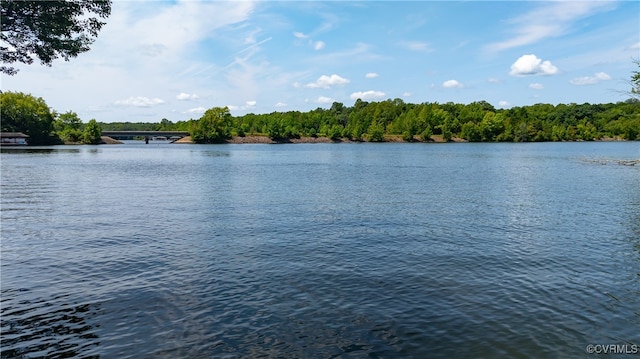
[1,0,112,75]
[191,107,232,143]
[156,118,173,131]
[0,91,55,145]
[15,63,640,145]
[96,99,640,143]
[83,119,102,144]
[367,121,385,142]
[55,111,83,142]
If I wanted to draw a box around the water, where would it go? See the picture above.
[1,142,639,358]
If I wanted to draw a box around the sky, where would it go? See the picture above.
[2,0,639,123]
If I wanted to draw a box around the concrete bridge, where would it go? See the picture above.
[102,131,190,141]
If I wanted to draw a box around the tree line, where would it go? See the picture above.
[103,99,640,143]
[2,90,638,145]
[1,91,102,145]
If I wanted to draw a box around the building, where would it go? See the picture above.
[0,132,29,146]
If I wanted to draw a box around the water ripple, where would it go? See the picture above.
[1,143,639,358]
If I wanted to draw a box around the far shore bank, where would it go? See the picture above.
[172,134,462,144]
[88,134,631,146]
[139,134,631,145]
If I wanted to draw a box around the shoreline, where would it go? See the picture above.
[91,134,631,145]
[172,134,630,144]
[174,135,460,144]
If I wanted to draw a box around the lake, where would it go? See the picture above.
[1,142,639,358]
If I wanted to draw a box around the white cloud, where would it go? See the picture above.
[126,2,256,60]
[365,72,379,79]
[314,41,325,50]
[487,1,615,51]
[629,42,640,50]
[274,102,288,108]
[403,92,412,97]
[442,80,464,88]
[569,72,612,85]
[509,54,558,76]
[246,100,257,107]
[487,77,501,84]
[185,106,206,114]
[316,96,334,104]
[293,31,308,39]
[176,92,199,100]
[529,83,544,90]
[498,101,511,108]
[305,74,350,89]
[403,41,431,51]
[350,90,385,100]
[115,96,165,107]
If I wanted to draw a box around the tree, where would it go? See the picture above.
[156,118,173,131]
[191,107,232,143]
[82,118,102,144]
[267,119,285,140]
[420,126,432,142]
[367,121,385,142]
[55,111,83,142]
[461,121,482,142]
[1,0,112,75]
[0,91,54,145]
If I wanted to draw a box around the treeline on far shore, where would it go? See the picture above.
[102,99,640,143]
[2,90,639,145]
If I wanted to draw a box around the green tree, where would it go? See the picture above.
[401,109,418,141]
[55,111,83,143]
[461,121,482,142]
[82,118,102,144]
[0,91,54,144]
[156,118,173,131]
[478,112,503,141]
[420,125,432,141]
[576,120,598,141]
[191,107,232,143]
[266,116,285,140]
[1,0,112,75]
[328,124,342,141]
[367,121,385,142]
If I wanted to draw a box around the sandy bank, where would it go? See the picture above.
[100,136,123,144]
[173,135,464,144]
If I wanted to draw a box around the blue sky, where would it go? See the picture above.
[3,1,639,123]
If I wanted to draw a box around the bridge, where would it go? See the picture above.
[102,131,190,141]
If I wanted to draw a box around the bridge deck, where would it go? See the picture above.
[102,131,190,137]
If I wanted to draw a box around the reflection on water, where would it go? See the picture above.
[0,147,81,154]
[1,142,638,358]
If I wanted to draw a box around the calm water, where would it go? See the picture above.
[1,142,639,358]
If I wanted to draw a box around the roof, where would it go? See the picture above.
[0,132,29,138]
